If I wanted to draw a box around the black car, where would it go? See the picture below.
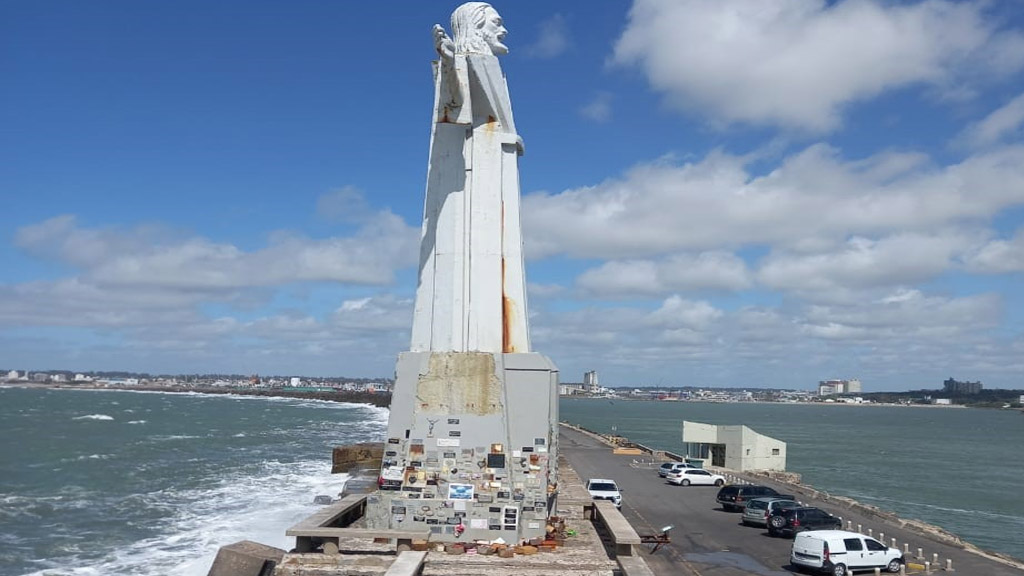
[766,506,842,537]
[716,485,795,512]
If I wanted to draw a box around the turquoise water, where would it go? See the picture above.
[560,397,1024,561]
[0,387,387,576]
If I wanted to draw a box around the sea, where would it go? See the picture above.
[561,397,1024,562]
[0,387,387,576]
[3,389,1023,576]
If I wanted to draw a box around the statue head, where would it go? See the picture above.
[451,2,508,56]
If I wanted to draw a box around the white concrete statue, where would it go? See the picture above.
[410,2,531,354]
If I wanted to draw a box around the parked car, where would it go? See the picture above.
[791,530,904,575]
[716,485,795,512]
[658,462,694,477]
[767,506,842,537]
[666,468,725,486]
[741,497,800,527]
[586,478,622,508]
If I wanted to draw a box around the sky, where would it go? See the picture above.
[3,0,1024,392]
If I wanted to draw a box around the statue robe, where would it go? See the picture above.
[410,52,531,354]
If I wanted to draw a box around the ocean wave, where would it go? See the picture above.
[127,420,147,425]
[71,414,113,421]
[17,460,352,576]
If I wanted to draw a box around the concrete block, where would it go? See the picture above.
[206,540,285,576]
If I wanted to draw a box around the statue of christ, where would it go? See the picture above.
[410,2,530,355]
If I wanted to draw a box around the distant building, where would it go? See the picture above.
[583,370,599,393]
[818,378,861,396]
[7,370,19,380]
[558,383,584,396]
[289,377,301,387]
[943,377,982,395]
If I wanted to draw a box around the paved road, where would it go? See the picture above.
[559,425,1024,576]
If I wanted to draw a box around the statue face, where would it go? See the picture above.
[481,6,508,55]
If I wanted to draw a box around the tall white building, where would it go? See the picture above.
[818,378,862,395]
[584,370,599,393]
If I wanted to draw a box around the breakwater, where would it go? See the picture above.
[560,397,1024,562]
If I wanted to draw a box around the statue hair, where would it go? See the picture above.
[451,2,493,54]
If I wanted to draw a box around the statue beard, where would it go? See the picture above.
[482,31,508,55]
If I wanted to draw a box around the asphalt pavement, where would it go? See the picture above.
[559,425,1024,576]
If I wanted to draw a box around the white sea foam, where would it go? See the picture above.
[18,460,352,576]
[71,414,114,421]
[127,420,147,425]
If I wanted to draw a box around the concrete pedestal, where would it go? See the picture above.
[366,351,558,542]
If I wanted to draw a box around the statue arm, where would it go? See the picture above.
[433,24,462,109]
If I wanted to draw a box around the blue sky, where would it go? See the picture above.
[3,0,1024,391]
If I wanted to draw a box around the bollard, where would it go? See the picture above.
[848,520,854,531]
[857,524,863,534]
[899,563,906,575]
[945,558,954,572]
[891,538,897,548]
[868,528,873,538]
[932,553,938,566]
[917,547,924,560]
[925,561,931,573]
[879,531,884,543]
[903,543,909,554]
[874,568,881,575]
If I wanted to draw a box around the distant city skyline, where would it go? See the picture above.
[4,1,1024,391]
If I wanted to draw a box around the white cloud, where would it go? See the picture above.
[316,186,373,223]
[524,13,570,59]
[959,92,1024,149]
[15,211,419,290]
[612,0,1024,131]
[580,92,613,123]
[577,251,751,297]
[524,144,1024,264]
[964,227,1024,272]
[757,232,978,301]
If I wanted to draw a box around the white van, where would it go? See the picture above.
[790,530,904,575]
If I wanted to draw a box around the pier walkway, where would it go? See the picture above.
[559,424,1024,576]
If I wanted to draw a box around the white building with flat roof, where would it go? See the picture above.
[682,420,787,472]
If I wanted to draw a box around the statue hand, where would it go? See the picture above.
[433,24,454,60]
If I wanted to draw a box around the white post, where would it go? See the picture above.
[932,553,938,566]
[878,531,884,542]
[857,523,863,534]
[903,543,909,553]
[945,558,954,571]
[925,561,931,573]
[917,547,924,560]
[868,528,873,538]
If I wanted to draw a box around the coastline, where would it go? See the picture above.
[0,381,392,408]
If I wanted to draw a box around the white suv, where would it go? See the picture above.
[586,478,622,508]
[791,530,904,575]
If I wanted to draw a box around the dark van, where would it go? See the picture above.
[716,485,794,512]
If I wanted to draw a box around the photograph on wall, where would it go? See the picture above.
[448,483,474,500]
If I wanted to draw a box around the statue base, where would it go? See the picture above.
[365,351,559,543]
